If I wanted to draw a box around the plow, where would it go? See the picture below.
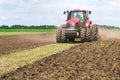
[56,9,99,42]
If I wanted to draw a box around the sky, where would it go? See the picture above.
[0,0,120,27]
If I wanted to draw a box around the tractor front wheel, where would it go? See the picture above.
[85,28,92,42]
[91,24,99,41]
[80,27,86,42]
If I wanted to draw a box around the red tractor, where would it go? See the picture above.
[56,9,99,43]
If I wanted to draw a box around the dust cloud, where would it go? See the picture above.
[99,28,120,40]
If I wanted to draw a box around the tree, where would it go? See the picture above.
[0,25,9,29]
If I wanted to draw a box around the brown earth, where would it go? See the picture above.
[0,28,120,80]
[0,33,55,55]
[0,39,120,80]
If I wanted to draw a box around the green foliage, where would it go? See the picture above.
[0,29,55,32]
[11,25,28,29]
[0,25,9,29]
[99,25,120,29]
[0,25,57,29]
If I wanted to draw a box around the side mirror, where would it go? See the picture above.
[63,11,66,15]
[67,10,69,13]
[63,10,69,15]
[89,11,91,14]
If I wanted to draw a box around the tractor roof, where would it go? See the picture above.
[70,9,89,12]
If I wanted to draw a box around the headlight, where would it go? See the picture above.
[85,23,89,27]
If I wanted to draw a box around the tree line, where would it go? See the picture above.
[0,25,57,29]
[0,24,119,29]
[99,25,120,29]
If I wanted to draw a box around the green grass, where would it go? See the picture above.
[0,43,77,76]
[0,29,55,32]
[0,29,56,36]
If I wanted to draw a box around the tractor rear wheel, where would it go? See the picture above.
[92,24,99,41]
[61,29,67,43]
[85,28,92,42]
[80,27,86,42]
[56,28,62,43]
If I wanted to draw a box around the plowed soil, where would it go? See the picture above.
[0,33,55,55]
[0,39,120,80]
[0,28,120,80]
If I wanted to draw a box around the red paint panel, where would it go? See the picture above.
[85,20,92,28]
[67,18,79,24]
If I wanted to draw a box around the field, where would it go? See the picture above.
[0,29,55,32]
[0,29,55,36]
[0,28,120,80]
[0,33,55,55]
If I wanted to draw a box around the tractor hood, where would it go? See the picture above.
[67,18,79,24]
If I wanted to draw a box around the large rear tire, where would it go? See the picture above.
[85,28,92,42]
[61,29,67,43]
[56,24,66,43]
[56,28,61,43]
[92,24,99,41]
[80,27,86,42]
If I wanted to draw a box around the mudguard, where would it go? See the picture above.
[85,20,92,28]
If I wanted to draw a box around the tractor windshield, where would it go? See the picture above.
[71,12,85,22]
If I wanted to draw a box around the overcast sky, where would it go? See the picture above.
[0,0,120,27]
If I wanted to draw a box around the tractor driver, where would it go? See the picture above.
[75,13,81,20]
[75,12,84,23]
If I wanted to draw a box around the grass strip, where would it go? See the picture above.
[0,29,55,32]
[0,29,56,36]
[0,43,77,76]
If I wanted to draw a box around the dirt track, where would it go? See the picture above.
[0,33,55,55]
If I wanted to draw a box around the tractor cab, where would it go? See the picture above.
[64,9,91,24]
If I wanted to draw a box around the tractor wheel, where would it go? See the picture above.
[80,27,86,42]
[56,28,62,43]
[85,28,92,42]
[61,29,67,43]
[91,24,99,41]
